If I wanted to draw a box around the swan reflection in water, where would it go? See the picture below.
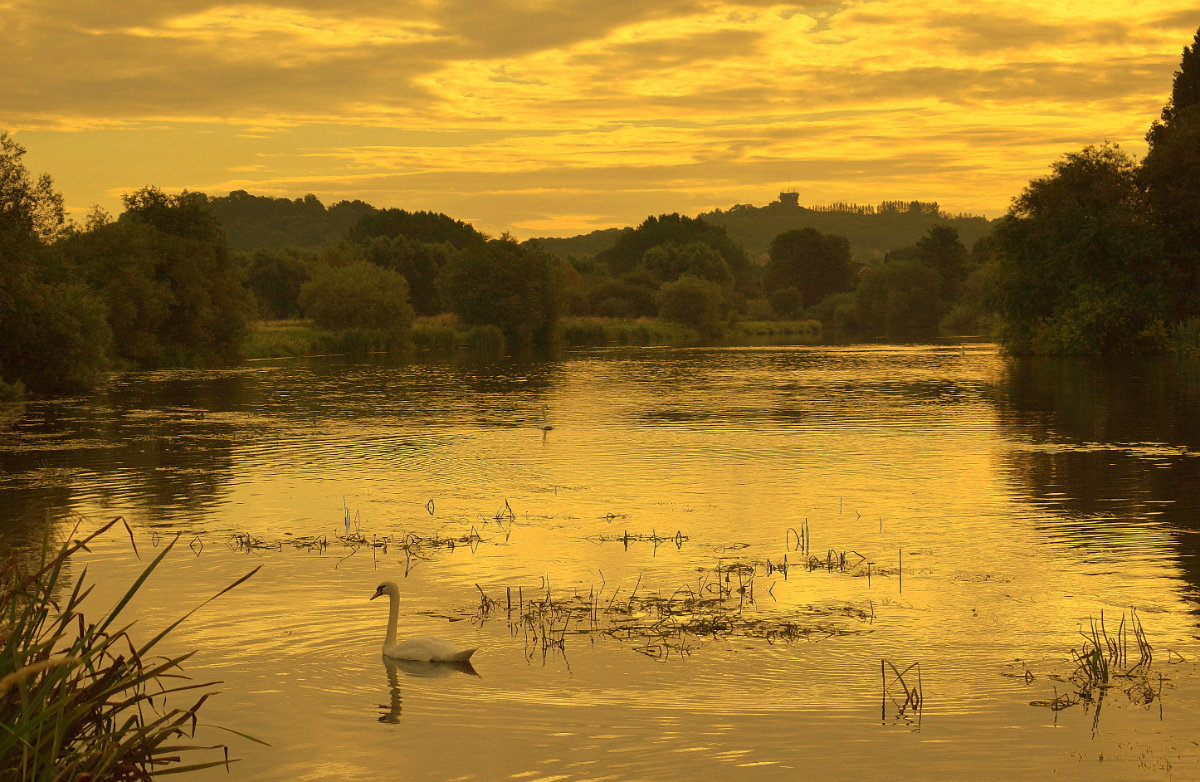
[378,656,479,724]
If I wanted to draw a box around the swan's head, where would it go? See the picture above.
[371,581,399,601]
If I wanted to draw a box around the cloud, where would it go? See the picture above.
[3,0,1197,235]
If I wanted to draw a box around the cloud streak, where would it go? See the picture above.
[2,0,1196,236]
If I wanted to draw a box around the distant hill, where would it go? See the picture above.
[534,227,627,259]
[207,189,999,262]
[206,191,375,253]
[537,196,999,264]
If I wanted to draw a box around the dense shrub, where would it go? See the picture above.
[299,260,414,332]
[768,287,805,319]
[438,238,563,352]
[990,144,1166,354]
[656,275,726,337]
[855,260,944,335]
[764,228,854,306]
[246,246,315,319]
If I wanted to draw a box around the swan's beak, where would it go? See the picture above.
[370,588,382,601]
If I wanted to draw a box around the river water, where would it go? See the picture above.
[2,345,1199,780]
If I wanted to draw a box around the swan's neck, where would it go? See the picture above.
[384,590,399,650]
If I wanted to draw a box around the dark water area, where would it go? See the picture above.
[2,346,1199,780]
[994,357,1200,602]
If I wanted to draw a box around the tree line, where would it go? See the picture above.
[984,28,1200,354]
[0,147,568,398]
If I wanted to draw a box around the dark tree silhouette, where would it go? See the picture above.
[349,208,486,251]
[596,214,757,295]
[763,227,854,308]
[990,144,1165,354]
[439,238,563,352]
[0,132,110,395]
[1142,25,1200,320]
[914,224,968,301]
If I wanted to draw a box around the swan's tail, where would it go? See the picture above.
[449,647,477,662]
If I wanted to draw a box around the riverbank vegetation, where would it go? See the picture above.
[245,315,821,358]
[0,518,259,779]
[2,25,1197,396]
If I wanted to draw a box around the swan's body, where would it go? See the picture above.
[371,582,476,663]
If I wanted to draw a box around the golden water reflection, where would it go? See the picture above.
[2,346,1200,780]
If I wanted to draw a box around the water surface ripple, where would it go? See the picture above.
[2,346,1199,780]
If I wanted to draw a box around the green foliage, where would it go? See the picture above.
[991,144,1167,354]
[456,324,507,354]
[543,201,996,271]
[805,290,859,333]
[767,287,805,319]
[728,319,822,342]
[656,275,726,338]
[1147,25,1200,136]
[0,133,110,395]
[764,227,854,306]
[62,188,253,367]
[586,272,659,318]
[847,224,971,337]
[58,223,169,367]
[121,187,224,244]
[298,260,414,332]
[411,322,457,352]
[0,518,259,781]
[410,319,506,355]
[206,191,375,253]
[245,246,316,319]
[349,208,486,250]
[0,280,111,395]
[1021,282,1167,355]
[558,317,699,347]
[1167,317,1200,358]
[242,318,413,358]
[531,228,625,262]
[241,320,324,358]
[359,235,458,315]
[317,327,413,356]
[641,241,732,285]
[0,374,23,402]
[1142,26,1200,320]
[743,297,774,321]
[438,238,563,352]
[855,259,944,335]
[556,259,588,315]
[596,214,757,295]
[914,224,968,300]
[939,262,997,336]
[0,133,66,251]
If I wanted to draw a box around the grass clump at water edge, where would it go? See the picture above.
[0,517,262,781]
[243,319,414,358]
[558,317,700,348]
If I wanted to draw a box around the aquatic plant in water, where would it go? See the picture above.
[0,517,261,781]
[471,562,874,664]
[1028,608,1167,727]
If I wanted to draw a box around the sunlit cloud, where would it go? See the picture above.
[2,0,1197,236]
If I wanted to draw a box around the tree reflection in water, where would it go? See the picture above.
[993,356,1200,598]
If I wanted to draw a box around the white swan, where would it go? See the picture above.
[370,581,477,662]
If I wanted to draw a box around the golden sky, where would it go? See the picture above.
[2,1,1196,238]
